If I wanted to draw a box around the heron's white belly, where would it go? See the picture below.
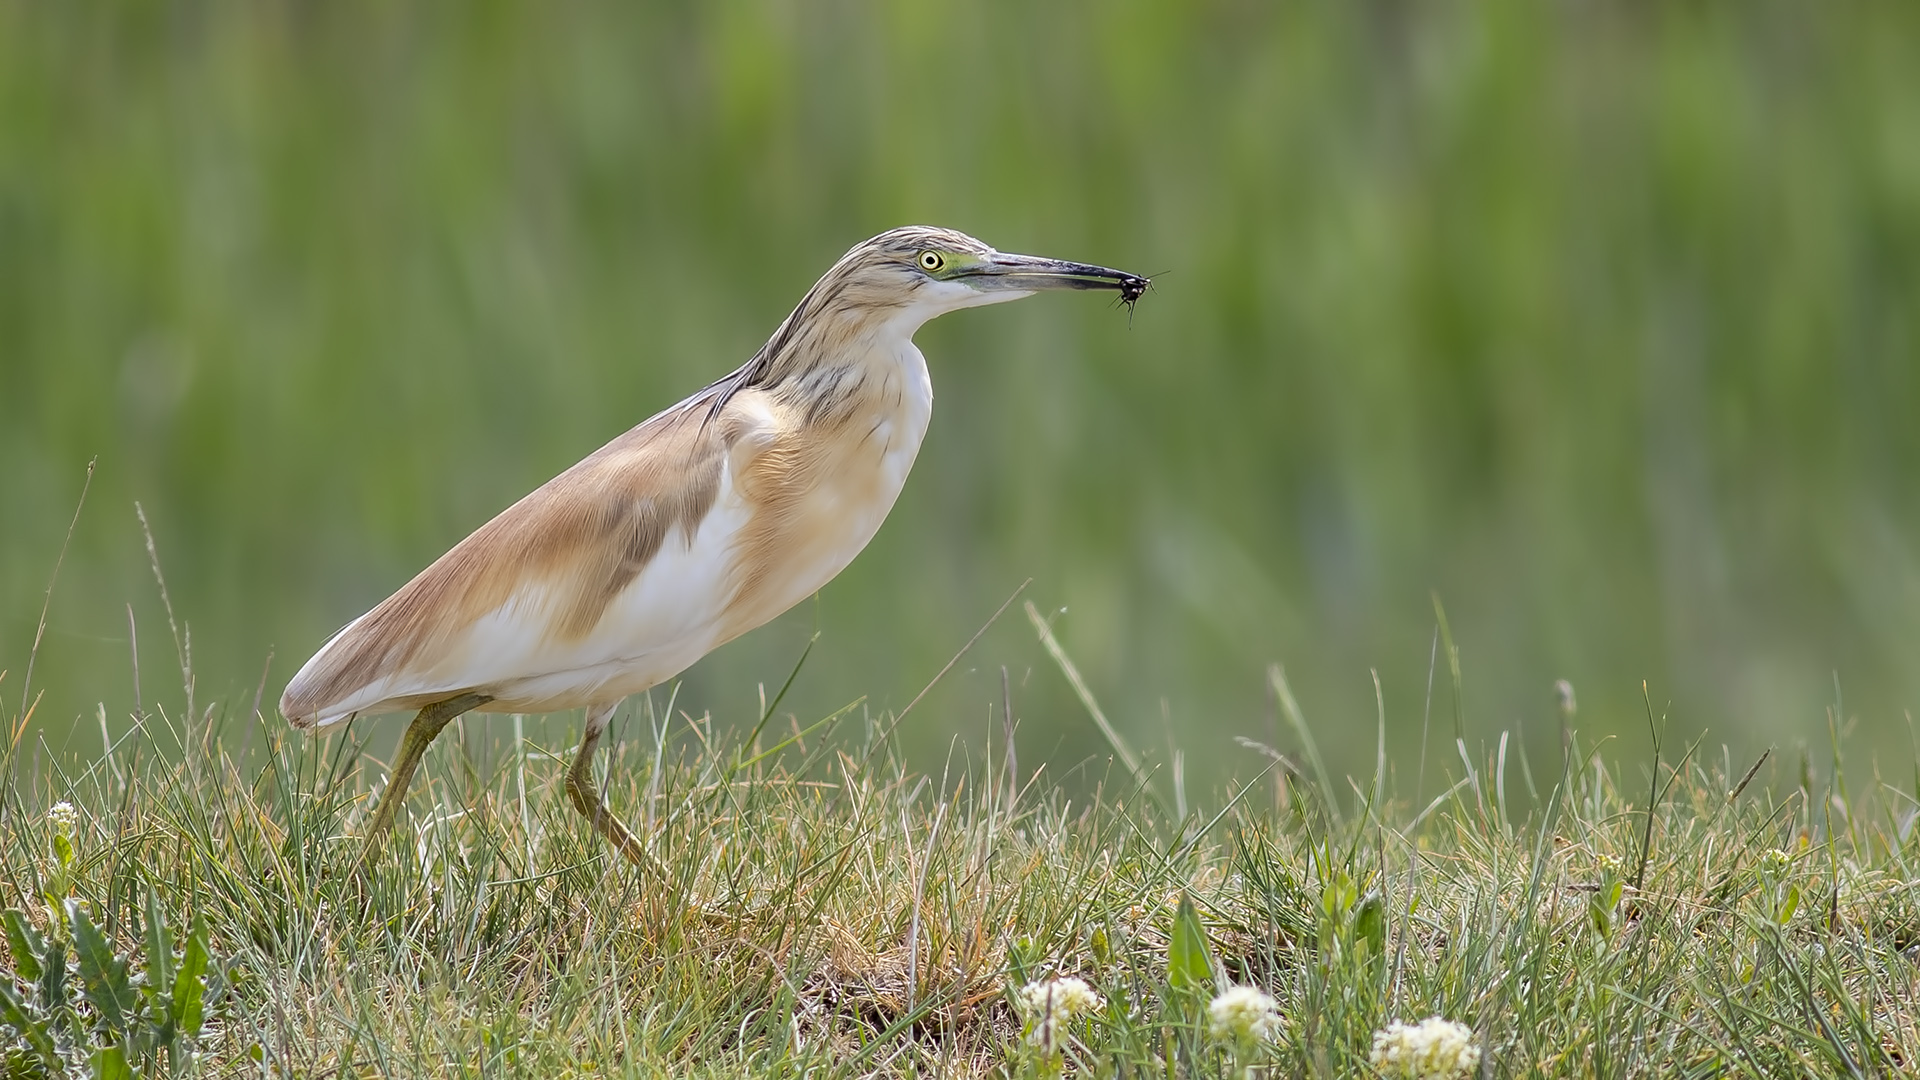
[450,497,756,711]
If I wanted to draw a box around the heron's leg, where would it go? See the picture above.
[359,692,491,859]
[566,702,651,867]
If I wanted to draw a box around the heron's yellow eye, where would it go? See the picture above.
[918,250,945,272]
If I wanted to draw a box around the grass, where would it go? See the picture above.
[4,642,1918,1080]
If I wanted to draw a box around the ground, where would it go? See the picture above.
[3,686,1917,1078]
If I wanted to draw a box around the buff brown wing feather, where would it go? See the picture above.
[278,403,735,727]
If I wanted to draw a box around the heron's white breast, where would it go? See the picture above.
[717,338,933,637]
[453,496,757,710]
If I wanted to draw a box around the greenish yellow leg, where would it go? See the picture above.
[566,703,654,869]
[359,692,491,862]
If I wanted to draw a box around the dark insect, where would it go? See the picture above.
[1117,273,1150,313]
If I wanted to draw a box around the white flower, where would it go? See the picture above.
[1016,976,1103,1051]
[1369,1016,1480,1080]
[1209,985,1283,1045]
[47,802,77,833]
[1016,976,1102,1022]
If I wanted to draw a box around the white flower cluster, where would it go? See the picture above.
[1017,976,1103,1023]
[47,801,77,833]
[1369,1016,1480,1080]
[1208,985,1283,1045]
[1016,976,1103,1051]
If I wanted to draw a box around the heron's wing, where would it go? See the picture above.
[280,395,757,727]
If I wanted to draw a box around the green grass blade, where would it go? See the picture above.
[1026,601,1153,805]
[1269,663,1337,826]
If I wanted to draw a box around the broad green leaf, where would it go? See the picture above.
[1168,894,1213,992]
[2,909,44,982]
[172,917,211,1035]
[38,938,69,1014]
[1319,869,1357,927]
[1353,892,1386,958]
[144,891,174,995]
[92,1041,134,1080]
[0,978,60,1067]
[1088,925,1111,967]
[69,899,136,1035]
[1589,878,1623,940]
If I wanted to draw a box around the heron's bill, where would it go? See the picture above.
[960,253,1150,302]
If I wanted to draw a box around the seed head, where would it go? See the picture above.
[1553,679,1577,717]
[1369,1016,1480,1080]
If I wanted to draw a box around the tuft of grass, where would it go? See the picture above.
[3,675,1918,1078]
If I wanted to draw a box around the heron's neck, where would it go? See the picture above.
[764,311,934,433]
[748,288,933,405]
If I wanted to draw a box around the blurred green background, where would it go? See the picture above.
[4,2,1917,792]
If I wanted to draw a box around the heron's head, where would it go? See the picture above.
[818,226,1148,328]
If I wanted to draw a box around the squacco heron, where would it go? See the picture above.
[280,225,1147,865]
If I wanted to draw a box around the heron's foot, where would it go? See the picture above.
[564,765,654,869]
[356,692,490,870]
[566,718,662,875]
